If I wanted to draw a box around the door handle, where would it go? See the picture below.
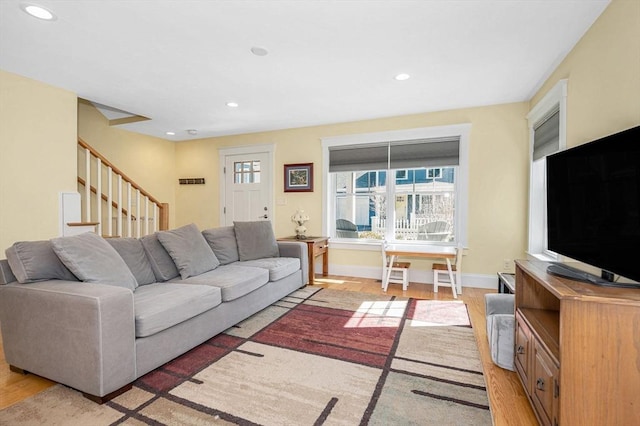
[536,378,545,391]
[259,214,268,219]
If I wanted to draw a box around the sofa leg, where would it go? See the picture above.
[83,383,133,404]
[9,365,28,375]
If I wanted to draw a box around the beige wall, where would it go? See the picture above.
[77,101,177,229]
[0,70,77,252]
[3,0,635,280]
[531,0,640,144]
[176,102,531,276]
[529,0,640,278]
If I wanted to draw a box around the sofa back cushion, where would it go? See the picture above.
[234,221,279,261]
[107,238,156,286]
[5,241,78,283]
[202,226,239,265]
[51,232,138,291]
[141,234,180,282]
[157,223,220,279]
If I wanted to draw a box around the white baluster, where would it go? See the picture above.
[127,182,132,237]
[144,197,149,236]
[96,159,102,236]
[136,189,141,238]
[154,204,159,232]
[85,149,91,222]
[107,166,113,237]
[117,175,122,237]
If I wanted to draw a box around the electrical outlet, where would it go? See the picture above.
[503,259,511,270]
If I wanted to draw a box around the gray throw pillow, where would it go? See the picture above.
[107,238,157,285]
[141,233,180,281]
[157,223,220,279]
[202,226,240,265]
[51,232,138,291]
[234,221,279,261]
[5,240,78,283]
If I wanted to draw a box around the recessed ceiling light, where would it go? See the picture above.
[165,131,175,136]
[394,73,411,81]
[20,3,56,20]
[250,46,269,57]
[226,102,239,108]
[187,129,198,135]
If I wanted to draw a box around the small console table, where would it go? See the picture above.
[277,236,328,285]
[497,272,515,294]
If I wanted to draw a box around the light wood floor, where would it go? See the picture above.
[0,275,537,425]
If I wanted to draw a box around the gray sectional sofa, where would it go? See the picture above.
[0,221,308,402]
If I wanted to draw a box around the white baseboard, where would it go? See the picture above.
[318,264,498,291]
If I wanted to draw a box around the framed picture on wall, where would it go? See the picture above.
[284,163,313,192]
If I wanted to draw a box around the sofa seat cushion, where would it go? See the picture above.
[173,264,269,302]
[237,257,301,282]
[134,283,222,337]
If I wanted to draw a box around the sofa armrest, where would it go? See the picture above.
[0,259,17,285]
[485,293,515,316]
[0,280,136,397]
[487,313,516,371]
[278,241,308,285]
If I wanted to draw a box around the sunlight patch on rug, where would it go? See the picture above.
[407,299,471,327]
[344,300,408,328]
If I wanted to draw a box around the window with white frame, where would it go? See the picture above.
[322,124,470,246]
[527,79,567,258]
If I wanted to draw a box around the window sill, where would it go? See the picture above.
[329,239,457,251]
[526,251,557,262]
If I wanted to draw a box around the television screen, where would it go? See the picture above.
[546,125,640,283]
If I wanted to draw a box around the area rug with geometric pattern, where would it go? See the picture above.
[0,287,493,425]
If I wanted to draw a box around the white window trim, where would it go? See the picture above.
[321,123,470,248]
[526,79,567,259]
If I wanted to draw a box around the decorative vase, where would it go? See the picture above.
[291,208,310,240]
[295,224,307,239]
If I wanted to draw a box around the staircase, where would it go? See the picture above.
[75,138,168,237]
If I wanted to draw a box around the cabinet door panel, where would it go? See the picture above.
[514,313,532,393]
[532,340,559,426]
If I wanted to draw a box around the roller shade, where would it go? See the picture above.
[533,107,560,161]
[328,143,389,172]
[390,137,459,169]
[329,137,460,172]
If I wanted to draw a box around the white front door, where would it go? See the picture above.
[220,147,273,225]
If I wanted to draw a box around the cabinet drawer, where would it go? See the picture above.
[532,340,559,426]
[313,240,328,255]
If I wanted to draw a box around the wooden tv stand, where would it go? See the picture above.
[514,260,640,426]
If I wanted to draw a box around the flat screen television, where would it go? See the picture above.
[546,125,640,288]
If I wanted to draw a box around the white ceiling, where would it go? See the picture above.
[0,0,610,141]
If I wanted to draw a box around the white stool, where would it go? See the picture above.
[432,246,463,297]
[381,241,411,291]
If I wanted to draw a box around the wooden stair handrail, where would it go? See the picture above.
[78,137,163,206]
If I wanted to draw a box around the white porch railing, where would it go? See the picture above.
[371,216,452,241]
[77,138,168,237]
